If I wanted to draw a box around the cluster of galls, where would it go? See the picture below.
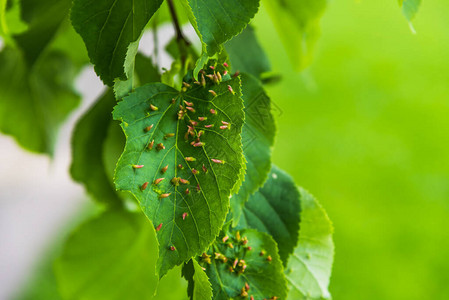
[132,62,238,255]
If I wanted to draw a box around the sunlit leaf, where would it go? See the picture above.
[183,259,213,300]
[263,0,327,71]
[113,63,245,277]
[285,188,334,300]
[399,0,421,24]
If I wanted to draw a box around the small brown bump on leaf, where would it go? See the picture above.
[209,108,217,115]
[266,255,272,262]
[211,158,224,164]
[233,71,240,78]
[202,164,208,173]
[150,104,158,111]
[185,157,196,162]
[222,236,229,243]
[227,242,234,249]
[227,85,235,95]
[184,100,194,106]
[154,178,165,185]
[156,223,163,231]
[189,120,198,126]
[245,282,250,291]
[144,124,154,132]
[161,165,168,173]
[171,98,176,104]
[132,164,144,169]
[182,212,188,220]
[159,193,171,199]
[186,106,196,113]
[209,90,217,97]
[196,184,201,192]
[201,74,206,87]
[148,140,155,150]
[192,169,199,175]
[205,124,214,128]
[217,72,222,82]
[250,296,254,300]
[157,143,165,151]
[223,62,229,68]
[201,252,212,264]
[260,250,266,256]
[169,245,176,251]
[185,188,190,195]
[233,258,238,268]
[171,177,180,186]
[223,70,228,76]
[182,82,191,88]
[180,178,190,185]
[198,130,204,137]
[247,246,252,251]
[193,142,205,147]
[209,65,215,70]
[240,288,248,297]
[141,182,149,190]
[198,116,207,121]
[164,133,175,139]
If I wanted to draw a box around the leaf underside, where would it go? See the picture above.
[113,64,245,277]
[230,73,276,225]
[239,166,301,266]
[224,26,271,79]
[70,89,122,206]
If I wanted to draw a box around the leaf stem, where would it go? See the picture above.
[167,0,190,46]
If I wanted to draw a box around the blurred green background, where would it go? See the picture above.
[14,1,449,299]
[255,0,449,299]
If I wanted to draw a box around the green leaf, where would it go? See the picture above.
[230,73,276,225]
[55,209,159,300]
[185,0,260,56]
[238,166,300,265]
[70,0,163,86]
[0,0,28,45]
[114,53,162,100]
[70,89,122,206]
[224,26,271,79]
[0,47,80,154]
[184,259,213,300]
[198,228,288,300]
[399,0,421,23]
[14,0,72,65]
[263,0,327,71]
[113,64,245,277]
[285,188,334,300]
